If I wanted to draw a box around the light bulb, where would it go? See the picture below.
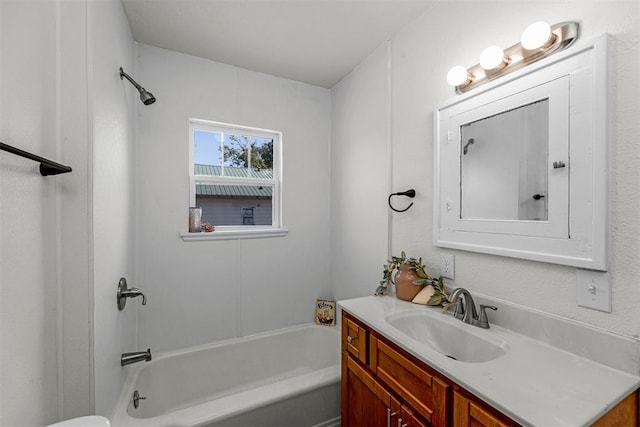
[479,45,506,70]
[446,66,470,86]
[521,21,552,50]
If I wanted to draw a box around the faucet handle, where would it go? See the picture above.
[117,277,147,310]
[477,305,498,329]
[125,288,147,305]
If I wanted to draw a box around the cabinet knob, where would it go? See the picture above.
[347,335,353,344]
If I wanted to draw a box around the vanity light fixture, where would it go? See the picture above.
[447,21,579,94]
[521,21,554,50]
[446,65,471,87]
[479,46,507,71]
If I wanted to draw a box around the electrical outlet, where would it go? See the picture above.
[576,269,611,312]
[440,254,455,280]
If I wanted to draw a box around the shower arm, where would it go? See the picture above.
[119,67,156,105]
[119,67,143,91]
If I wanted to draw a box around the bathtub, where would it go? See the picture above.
[111,324,341,427]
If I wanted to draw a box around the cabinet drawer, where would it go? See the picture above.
[370,334,450,426]
[342,312,367,364]
[453,390,516,427]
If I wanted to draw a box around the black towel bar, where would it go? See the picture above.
[0,141,72,176]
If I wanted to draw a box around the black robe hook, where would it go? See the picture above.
[388,189,416,213]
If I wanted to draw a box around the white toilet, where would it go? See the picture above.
[46,415,110,427]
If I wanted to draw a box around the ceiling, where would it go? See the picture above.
[120,0,432,88]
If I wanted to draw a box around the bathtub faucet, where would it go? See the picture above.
[121,349,152,366]
[117,277,147,311]
[120,287,147,305]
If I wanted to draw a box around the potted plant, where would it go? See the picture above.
[379,251,449,306]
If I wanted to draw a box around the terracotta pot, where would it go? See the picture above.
[394,264,425,301]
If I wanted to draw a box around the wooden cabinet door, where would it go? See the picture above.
[370,335,449,426]
[342,353,393,427]
[403,407,429,427]
[453,390,516,427]
[392,395,429,427]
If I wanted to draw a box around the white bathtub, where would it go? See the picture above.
[111,324,341,427]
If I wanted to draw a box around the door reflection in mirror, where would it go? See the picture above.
[460,98,549,221]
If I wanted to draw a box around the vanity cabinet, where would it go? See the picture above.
[342,310,517,427]
[342,309,639,427]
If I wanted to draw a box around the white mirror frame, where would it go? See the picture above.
[434,34,609,271]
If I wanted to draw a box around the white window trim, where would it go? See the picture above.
[181,227,288,241]
[183,119,287,241]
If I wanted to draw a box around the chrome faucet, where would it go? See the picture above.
[121,348,152,366]
[450,288,478,324]
[449,288,497,329]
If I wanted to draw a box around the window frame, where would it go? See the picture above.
[182,119,286,241]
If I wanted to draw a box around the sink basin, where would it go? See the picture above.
[386,311,508,363]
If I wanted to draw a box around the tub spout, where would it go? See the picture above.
[121,349,152,366]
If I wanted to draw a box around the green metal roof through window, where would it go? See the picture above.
[195,164,273,179]
[196,183,272,198]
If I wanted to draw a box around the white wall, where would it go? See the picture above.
[330,43,391,301]
[0,0,92,424]
[390,2,640,337]
[0,2,635,424]
[0,0,138,422]
[89,0,138,418]
[135,45,331,353]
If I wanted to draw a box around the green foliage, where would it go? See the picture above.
[380,251,428,288]
[223,135,273,170]
[425,277,451,308]
[379,251,450,307]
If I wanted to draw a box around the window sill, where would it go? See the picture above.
[180,227,288,241]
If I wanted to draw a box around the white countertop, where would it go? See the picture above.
[339,295,640,427]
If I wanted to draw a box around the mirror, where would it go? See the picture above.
[434,35,609,270]
[461,99,549,221]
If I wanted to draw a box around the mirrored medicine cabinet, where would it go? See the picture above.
[434,35,609,270]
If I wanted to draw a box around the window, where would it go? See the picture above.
[184,119,286,240]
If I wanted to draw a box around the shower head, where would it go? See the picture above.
[138,88,156,105]
[119,67,156,105]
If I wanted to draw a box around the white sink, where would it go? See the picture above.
[386,311,508,363]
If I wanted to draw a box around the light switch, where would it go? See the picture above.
[576,269,611,312]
